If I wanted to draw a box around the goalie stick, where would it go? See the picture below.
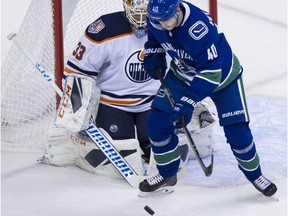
[156,70,213,177]
[7,32,140,188]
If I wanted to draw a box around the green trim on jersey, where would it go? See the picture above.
[214,55,241,92]
[196,69,222,84]
[170,54,241,92]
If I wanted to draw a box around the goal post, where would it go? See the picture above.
[1,0,218,150]
[209,0,218,24]
[53,0,64,106]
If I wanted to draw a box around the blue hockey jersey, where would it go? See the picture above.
[146,1,242,102]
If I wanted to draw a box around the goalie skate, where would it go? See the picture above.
[138,173,177,197]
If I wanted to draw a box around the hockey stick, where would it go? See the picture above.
[156,70,213,177]
[7,32,140,188]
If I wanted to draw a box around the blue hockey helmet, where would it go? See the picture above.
[147,0,182,22]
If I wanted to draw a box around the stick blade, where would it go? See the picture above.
[204,154,214,177]
[7,32,17,40]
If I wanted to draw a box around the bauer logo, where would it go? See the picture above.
[222,110,245,118]
[189,21,208,40]
[125,49,151,83]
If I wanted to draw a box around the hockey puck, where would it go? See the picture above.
[144,205,155,215]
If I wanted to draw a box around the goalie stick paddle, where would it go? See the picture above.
[156,70,213,177]
[7,32,140,188]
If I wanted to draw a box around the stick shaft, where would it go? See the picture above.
[156,70,213,177]
[8,33,63,96]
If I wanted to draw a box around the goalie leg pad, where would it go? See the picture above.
[43,127,144,177]
[178,125,215,160]
[73,131,144,177]
[42,128,77,166]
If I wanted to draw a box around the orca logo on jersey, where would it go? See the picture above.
[125,49,151,83]
[189,21,208,40]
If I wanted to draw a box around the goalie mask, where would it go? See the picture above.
[123,0,148,38]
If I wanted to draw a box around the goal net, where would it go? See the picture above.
[1,0,217,151]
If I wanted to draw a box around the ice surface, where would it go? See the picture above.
[1,0,287,215]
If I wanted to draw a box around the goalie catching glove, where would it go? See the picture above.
[55,74,101,132]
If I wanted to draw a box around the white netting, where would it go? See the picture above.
[1,0,212,150]
[1,0,56,150]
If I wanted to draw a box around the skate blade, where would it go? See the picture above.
[138,186,175,198]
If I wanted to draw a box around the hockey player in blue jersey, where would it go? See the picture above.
[138,0,277,197]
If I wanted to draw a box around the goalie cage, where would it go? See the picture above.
[1,0,218,151]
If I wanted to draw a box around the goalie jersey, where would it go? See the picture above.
[64,11,160,113]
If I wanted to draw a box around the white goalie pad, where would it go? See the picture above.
[73,129,144,177]
[42,127,144,178]
[55,74,101,133]
[179,124,215,160]
[42,127,77,166]
[177,100,218,160]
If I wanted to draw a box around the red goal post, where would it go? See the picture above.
[209,0,218,24]
[1,0,218,150]
[53,0,64,106]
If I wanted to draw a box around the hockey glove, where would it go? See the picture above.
[143,47,167,80]
[170,96,197,128]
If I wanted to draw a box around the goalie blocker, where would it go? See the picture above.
[55,74,101,133]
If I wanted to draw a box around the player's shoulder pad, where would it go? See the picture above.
[85,11,133,43]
